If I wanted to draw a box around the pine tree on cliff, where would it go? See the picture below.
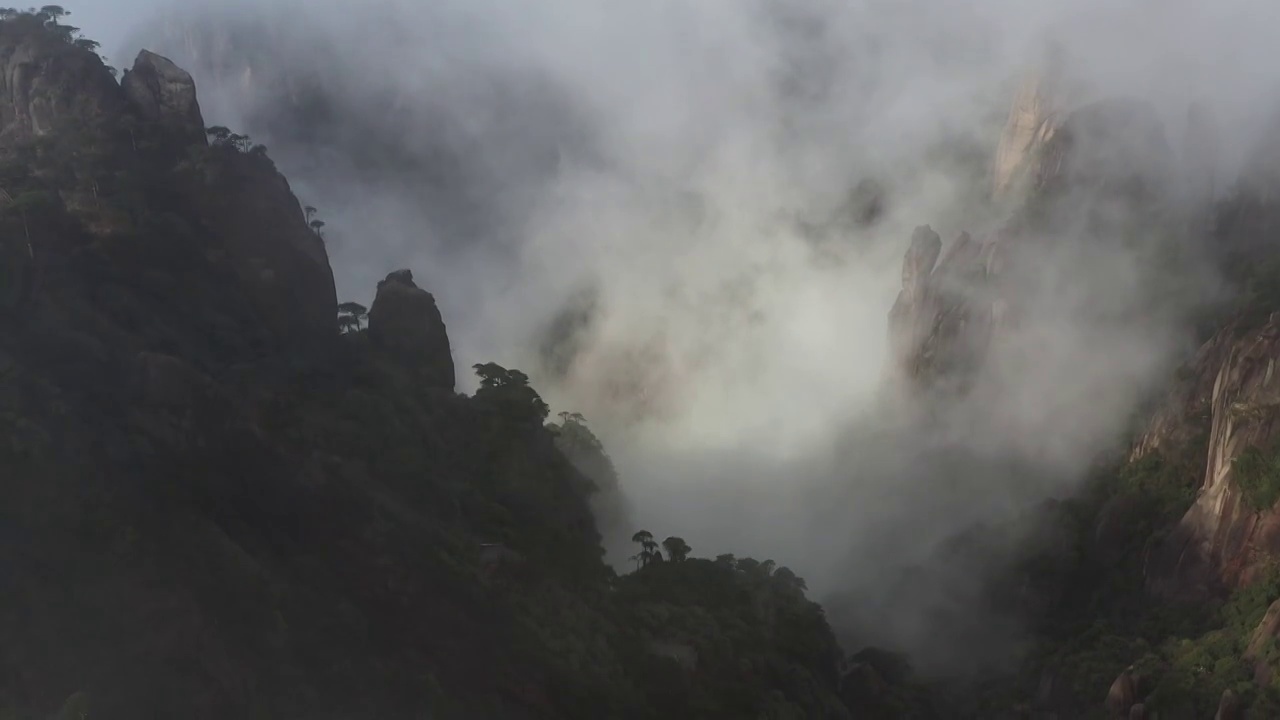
[337,302,367,333]
[472,362,550,425]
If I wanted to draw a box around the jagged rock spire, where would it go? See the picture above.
[121,49,207,145]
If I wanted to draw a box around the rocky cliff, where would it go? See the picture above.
[879,40,1280,716]
[990,68,1064,203]
[0,14,122,140]
[1137,171,1280,601]
[120,49,206,145]
[887,97,1177,401]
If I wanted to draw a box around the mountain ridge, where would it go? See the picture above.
[13,4,1280,718]
[0,10,863,719]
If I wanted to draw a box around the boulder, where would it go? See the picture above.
[1104,668,1138,717]
[1244,599,1280,684]
[368,269,455,390]
[121,50,206,144]
[1215,688,1244,720]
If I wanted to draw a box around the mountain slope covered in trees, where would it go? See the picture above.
[0,10,861,719]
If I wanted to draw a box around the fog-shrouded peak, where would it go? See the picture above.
[84,0,1280,673]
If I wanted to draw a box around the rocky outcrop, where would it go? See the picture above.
[886,226,941,376]
[1143,315,1280,598]
[1216,689,1244,720]
[885,226,1011,392]
[1243,598,1280,684]
[1030,98,1173,214]
[121,50,205,145]
[115,47,337,349]
[0,16,336,353]
[0,17,122,141]
[887,94,1173,393]
[992,71,1064,202]
[368,269,456,390]
[1104,668,1145,717]
[178,145,337,349]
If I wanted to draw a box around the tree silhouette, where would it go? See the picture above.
[472,363,550,425]
[661,536,691,563]
[337,301,368,334]
[773,566,808,592]
[631,529,662,569]
[548,410,620,498]
[206,126,255,153]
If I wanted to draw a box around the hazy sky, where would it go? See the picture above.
[64,1,142,65]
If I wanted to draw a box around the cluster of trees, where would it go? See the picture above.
[206,126,266,156]
[473,362,550,426]
[2,5,70,32]
[627,531,808,592]
[548,410,621,498]
[630,529,691,568]
[336,301,366,334]
[0,6,116,74]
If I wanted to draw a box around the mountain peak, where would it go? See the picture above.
[121,49,206,145]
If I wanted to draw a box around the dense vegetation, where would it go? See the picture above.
[1235,442,1280,512]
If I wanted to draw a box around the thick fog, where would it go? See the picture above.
[80,0,1280,671]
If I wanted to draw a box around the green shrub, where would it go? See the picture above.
[1233,444,1280,511]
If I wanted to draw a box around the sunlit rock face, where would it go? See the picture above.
[1141,313,1280,600]
[991,71,1063,203]
[1139,117,1280,600]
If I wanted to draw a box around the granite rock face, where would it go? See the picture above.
[1140,315,1280,598]
[886,93,1175,396]
[368,269,456,390]
[886,226,1007,393]
[1132,116,1280,600]
[0,18,336,354]
[0,15,121,140]
[121,49,206,144]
